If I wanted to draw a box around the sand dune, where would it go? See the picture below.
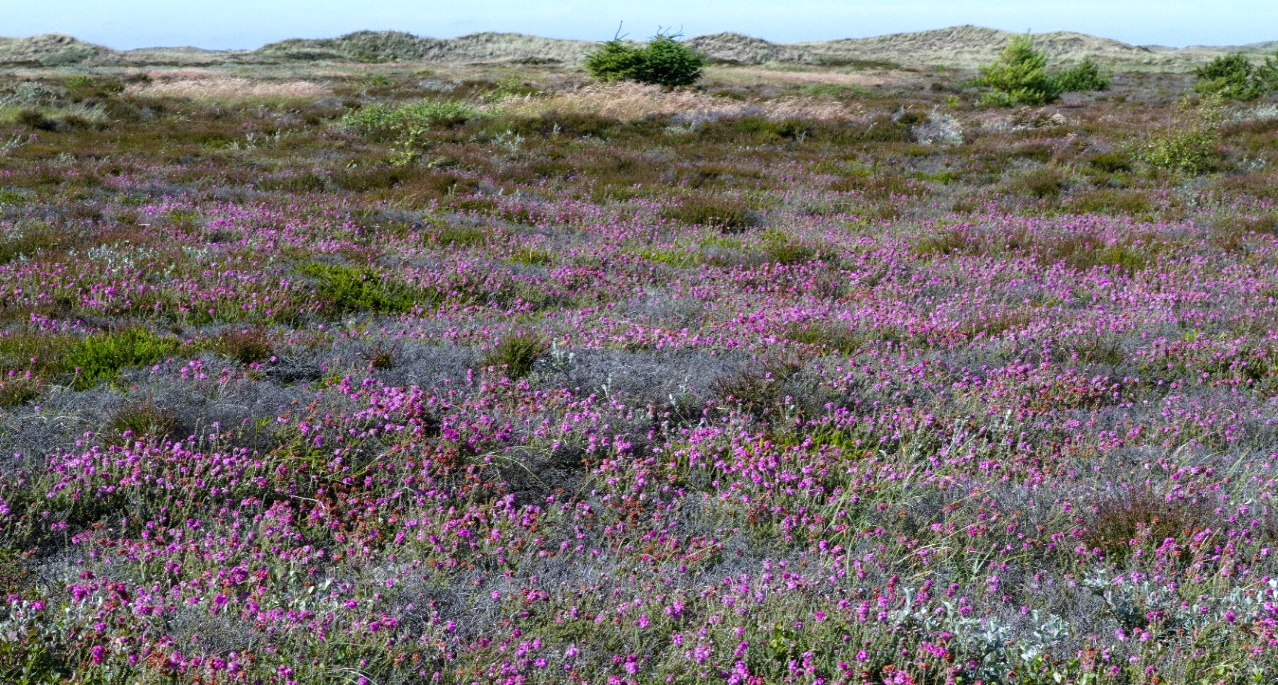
[1,25,1273,70]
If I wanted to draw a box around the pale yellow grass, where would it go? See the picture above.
[126,76,330,100]
[496,82,859,122]
[706,66,916,88]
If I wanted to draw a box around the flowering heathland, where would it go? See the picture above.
[1,66,1278,684]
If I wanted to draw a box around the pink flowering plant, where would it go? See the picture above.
[2,65,1278,684]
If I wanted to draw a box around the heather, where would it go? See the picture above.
[0,59,1277,685]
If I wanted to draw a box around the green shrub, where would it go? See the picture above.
[584,31,706,87]
[1138,96,1226,175]
[299,262,435,314]
[483,333,547,379]
[583,39,647,83]
[1054,58,1112,92]
[978,35,1063,106]
[339,99,482,140]
[1194,54,1274,101]
[1015,166,1068,199]
[661,195,757,232]
[1086,152,1133,174]
[65,328,181,390]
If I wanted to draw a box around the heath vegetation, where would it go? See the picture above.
[1,34,1278,685]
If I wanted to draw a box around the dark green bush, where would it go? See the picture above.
[1086,152,1133,174]
[978,35,1063,106]
[1054,58,1112,92]
[1015,166,1068,199]
[1194,54,1274,101]
[582,39,648,83]
[584,31,706,87]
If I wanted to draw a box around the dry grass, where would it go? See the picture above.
[495,82,858,122]
[125,76,330,100]
[707,66,912,88]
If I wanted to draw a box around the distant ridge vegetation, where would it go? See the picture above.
[2,25,1276,69]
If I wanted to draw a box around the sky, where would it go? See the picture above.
[4,1,1276,51]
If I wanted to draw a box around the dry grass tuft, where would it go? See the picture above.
[126,77,330,100]
[495,82,857,123]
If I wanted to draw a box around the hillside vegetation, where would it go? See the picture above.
[2,25,1277,69]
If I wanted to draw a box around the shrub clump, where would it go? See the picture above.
[215,327,273,365]
[661,195,757,232]
[1138,96,1226,175]
[1054,57,1112,93]
[584,31,706,88]
[65,328,181,390]
[339,99,482,140]
[1194,53,1278,101]
[483,333,548,379]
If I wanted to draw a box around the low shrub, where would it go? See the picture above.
[339,99,483,140]
[662,195,757,232]
[107,400,182,442]
[712,353,806,422]
[299,262,434,315]
[1194,53,1278,101]
[1082,490,1212,564]
[0,373,40,407]
[0,224,66,265]
[1067,189,1152,215]
[215,327,273,365]
[828,172,926,199]
[1053,57,1112,93]
[1138,97,1225,175]
[787,324,865,355]
[483,333,547,379]
[1086,151,1133,174]
[1014,166,1069,199]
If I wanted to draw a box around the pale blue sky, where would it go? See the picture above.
[6,1,1276,50]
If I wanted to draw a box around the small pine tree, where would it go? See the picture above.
[583,38,647,83]
[584,30,705,88]
[978,35,1064,106]
[631,33,705,87]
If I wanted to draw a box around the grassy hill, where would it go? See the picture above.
[1,25,1274,70]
